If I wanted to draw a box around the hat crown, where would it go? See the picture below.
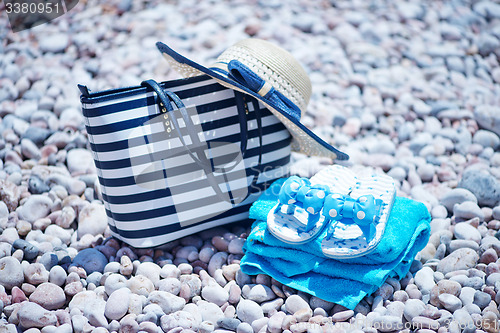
[215,39,312,114]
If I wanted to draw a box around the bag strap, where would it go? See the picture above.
[141,79,264,205]
[141,80,231,201]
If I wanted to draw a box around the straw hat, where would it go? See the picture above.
[156,38,348,160]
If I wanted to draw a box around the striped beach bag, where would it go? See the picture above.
[80,76,291,248]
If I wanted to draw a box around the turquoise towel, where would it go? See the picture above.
[240,179,431,310]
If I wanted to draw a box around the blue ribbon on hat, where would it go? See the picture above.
[277,176,384,240]
[225,60,302,120]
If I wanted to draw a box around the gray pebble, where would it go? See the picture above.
[0,256,24,289]
[453,223,482,243]
[201,283,229,306]
[440,188,478,212]
[18,301,57,328]
[39,34,69,53]
[458,168,500,207]
[104,287,131,320]
[197,300,224,325]
[438,293,462,312]
[12,239,39,261]
[236,299,264,323]
[17,195,53,223]
[448,239,480,253]
[453,201,485,221]
[208,252,228,276]
[473,290,491,309]
[160,310,200,332]
[236,322,253,333]
[242,284,275,303]
[437,248,479,274]
[48,265,67,287]
[217,317,241,331]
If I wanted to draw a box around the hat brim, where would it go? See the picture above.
[156,42,349,161]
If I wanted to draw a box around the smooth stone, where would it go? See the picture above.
[17,195,53,223]
[227,238,245,255]
[437,248,479,274]
[474,1,500,19]
[119,314,139,332]
[158,277,181,295]
[12,239,39,261]
[480,248,498,264]
[473,130,500,149]
[453,308,475,333]
[431,205,448,219]
[242,284,275,303]
[208,252,228,276]
[448,240,480,253]
[404,299,426,322]
[77,202,108,238]
[267,311,286,333]
[459,287,476,306]
[235,269,252,287]
[66,148,95,174]
[18,302,57,328]
[24,263,49,285]
[127,275,154,296]
[38,253,59,271]
[201,283,229,306]
[453,223,482,243]
[453,201,485,221]
[236,299,264,323]
[48,266,67,287]
[284,295,311,314]
[161,310,200,331]
[105,287,130,320]
[440,188,478,212]
[22,127,51,146]
[217,317,241,331]
[39,34,69,53]
[70,248,108,274]
[12,286,28,303]
[29,282,66,310]
[438,294,462,312]
[414,267,436,295]
[196,300,224,325]
[199,248,215,263]
[411,316,440,330]
[28,175,50,195]
[309,296,334,312]
[147,291,186,314]
[482,311,499,333]
[236,322,253,333]
[371,315,403,332]
[473,291,491,309]
[160,264,181,279]
[331,309,354,322]
[458,168,500,207]
[228,282,241,304]
[135,262,161,286]
[179,274,201,300]
[54,206,76,229]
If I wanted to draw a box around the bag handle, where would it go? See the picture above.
[140,79,263,205]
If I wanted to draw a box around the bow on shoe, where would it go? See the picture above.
[277,176,330,232]
[323,194,384,241]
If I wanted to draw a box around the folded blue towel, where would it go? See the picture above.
[240,179,431,310]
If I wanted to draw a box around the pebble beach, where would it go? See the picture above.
[1,0,500,332]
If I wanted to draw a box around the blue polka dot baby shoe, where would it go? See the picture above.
[266,165,397,259]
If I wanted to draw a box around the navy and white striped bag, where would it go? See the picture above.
[80,75,291,248]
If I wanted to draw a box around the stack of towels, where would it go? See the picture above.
[240,179,431,310]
